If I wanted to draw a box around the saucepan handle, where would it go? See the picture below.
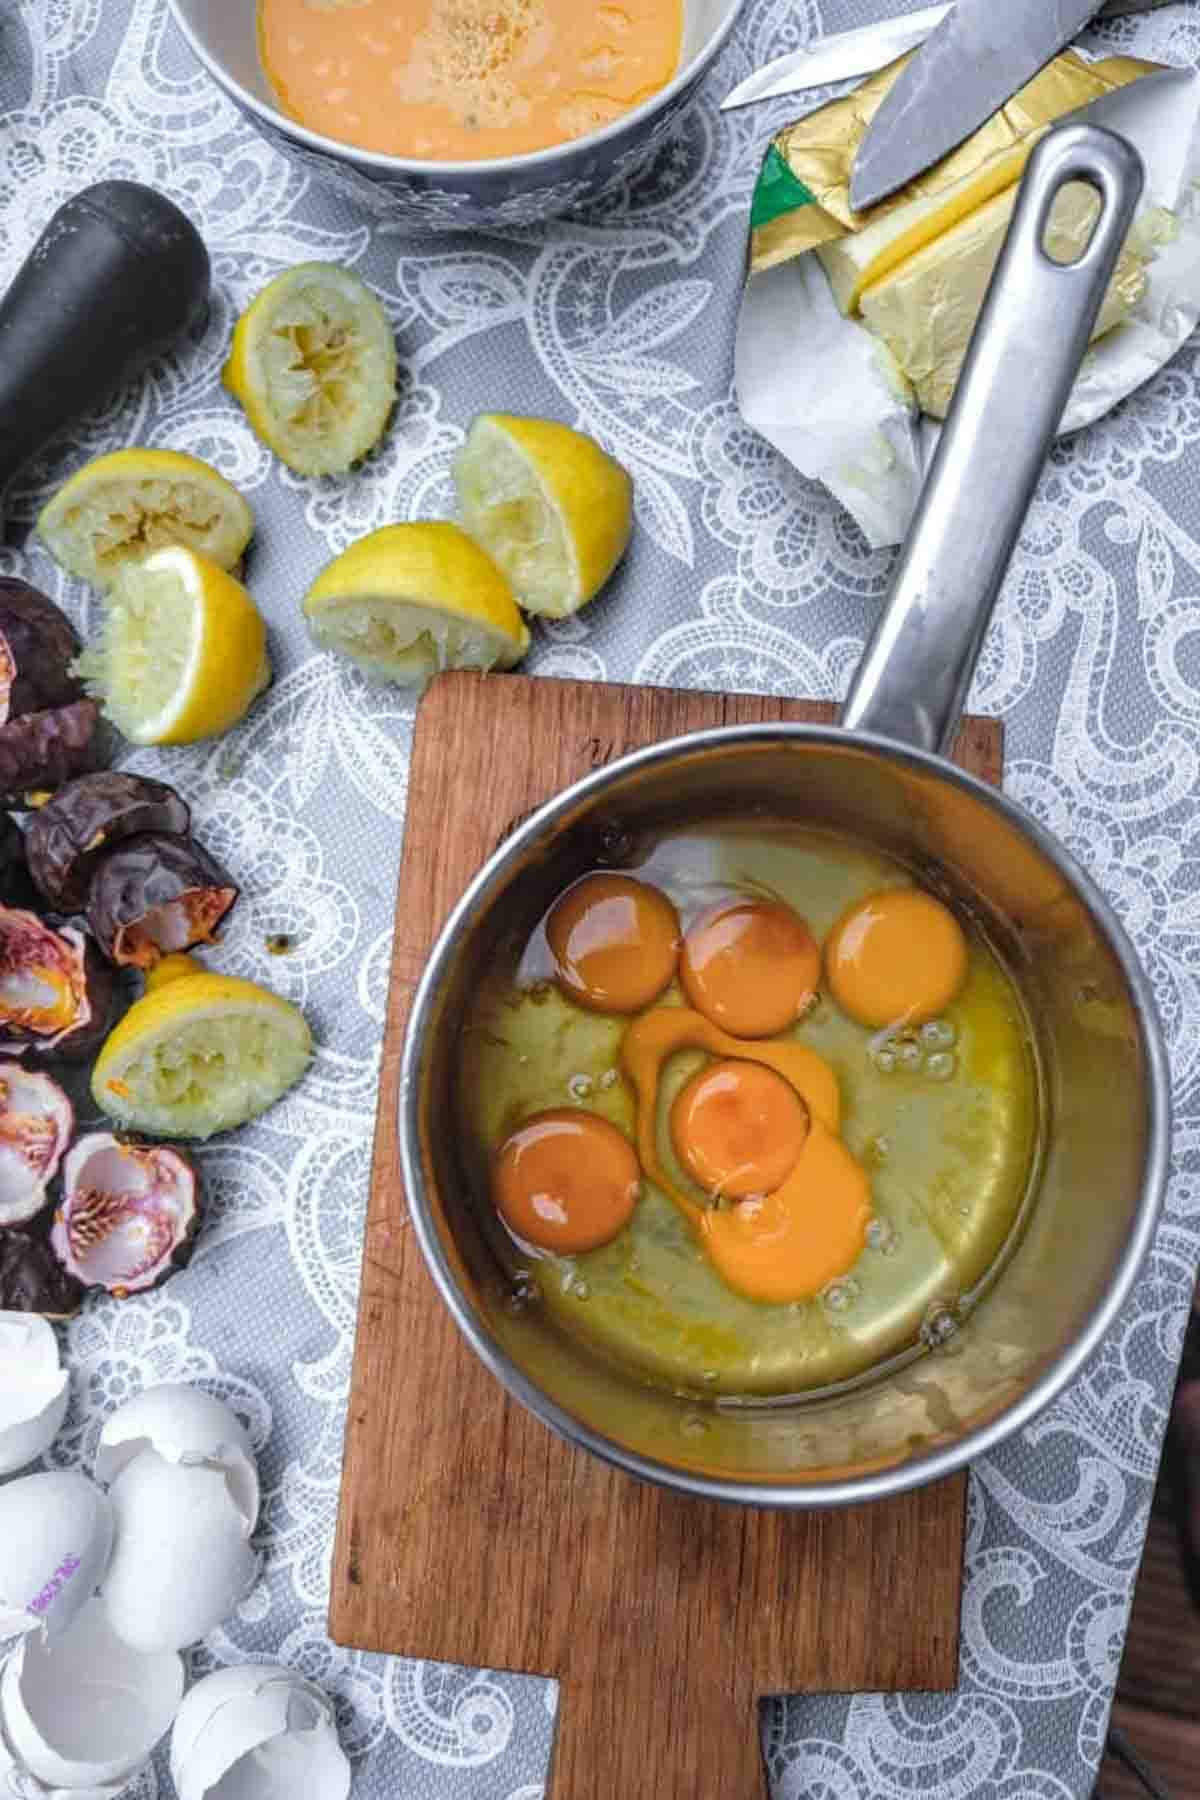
[840,123,1144,753]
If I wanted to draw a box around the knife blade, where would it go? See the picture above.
[721,0,1179,116]
[720,4,950,110]
[850,0,1127,210]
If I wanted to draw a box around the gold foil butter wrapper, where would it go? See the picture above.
[749,50,1159,277]
[734,37,1200,548]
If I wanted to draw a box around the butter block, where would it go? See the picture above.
[816,138,1042,316]
[857,181,1148,419]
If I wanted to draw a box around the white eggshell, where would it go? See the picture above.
[0,1594,182,1790]
[95,1385,258,1527]
[0,1314,69,1478]
[99,1449,259,1654]
[0,1472,112,1641]
[171,1665,350,1800]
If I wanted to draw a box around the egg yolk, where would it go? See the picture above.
[492,1108,640,1255]
[545,873,680,1014]
[620,1008,870,1302]
[824,887,968,1030]
[670,1058,808,1199]
[680,897,820,1038]
[701,1130,872,1306]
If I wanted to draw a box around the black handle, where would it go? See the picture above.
[0,182,210,497]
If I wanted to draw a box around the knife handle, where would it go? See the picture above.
[841,123,1144,754]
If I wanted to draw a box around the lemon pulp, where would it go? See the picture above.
[454,413,633,619]
[37,449,254,587]
[224,263,397,475]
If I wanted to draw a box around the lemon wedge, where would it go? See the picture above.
[303,521,529,687]
[453,413,633,620]
[94,971,312,1139]
[144,953,206,994]
[223,262,397,475]
[37,449,255,587]
[74,544,270,745]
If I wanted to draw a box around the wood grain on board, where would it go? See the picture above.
[332,672,998,1800]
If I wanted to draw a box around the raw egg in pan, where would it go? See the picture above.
[680,897,819,1038]
[493,1106,640,1254]
[825,887,968,1030]
[545,873,680,1014]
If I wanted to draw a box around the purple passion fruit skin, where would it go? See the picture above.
[0,579,84,722]
[0,1225,85,1315]
[0,699,105,806]
[25,771,191,912]
[51,1132,199,1297]
[0,909,113,1060]
[0,1064,73,1227]
[0,813,37,912]
[87,831,237,969]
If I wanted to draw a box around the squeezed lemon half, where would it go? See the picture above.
[303,520,529,688]
[94,971,312,1139]
[74,544,270,745]
[453,413,633,619]
[37,449,255,587]
[224,262,397,475]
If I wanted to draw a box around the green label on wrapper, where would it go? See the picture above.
[750,144,816,229]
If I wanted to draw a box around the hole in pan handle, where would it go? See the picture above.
[840,123,1144,756]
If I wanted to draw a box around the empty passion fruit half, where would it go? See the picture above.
[87,832,238,969]
[0,1066,72,1227]
[25,771,190,913]
[0,908,112,1059]
[50,1133,199,1297]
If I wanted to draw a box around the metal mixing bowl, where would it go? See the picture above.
[398,128,1172,1507]
[166,0,747,228]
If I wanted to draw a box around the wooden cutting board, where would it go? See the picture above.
[331,672,999,1799]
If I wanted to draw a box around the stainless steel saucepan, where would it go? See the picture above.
[400,126,1171,1506]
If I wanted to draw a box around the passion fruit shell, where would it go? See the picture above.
[87,831,237,968]
[0,813,37,912]
[25,771,191,912]
[0,579,85,722]
[0,1225,85,1316]
[50,1132,199,1297]
[0,698,105,807]
[0,1065,73,1227]
[0,908,113,1060]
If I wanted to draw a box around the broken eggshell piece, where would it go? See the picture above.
[86,831,237,969]
[24,770,190,913]
[94,1382,258,1511]
[0,1471,112,1641]
[1,1595,183,1792]
[0,1313,69,1477]
[170,1665,351,1800]
[50,1135,198,1297]
[93,1384,261,1655]
[0,913,111,1060]
[99,1450,259,1654]
[0,1069,73,1228]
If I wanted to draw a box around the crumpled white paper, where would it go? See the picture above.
[735,37,1200,548]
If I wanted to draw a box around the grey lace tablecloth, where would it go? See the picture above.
[3,0,1199,1794]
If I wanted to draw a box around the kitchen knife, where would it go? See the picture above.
[850,0,1132,210]
[722,0,1179,115]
